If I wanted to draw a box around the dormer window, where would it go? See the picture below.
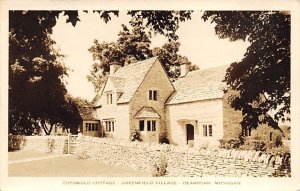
[149,90,158,101]
[107,92,113,104]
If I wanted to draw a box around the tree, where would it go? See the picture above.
[88,18,198,92]
[128,11,193,40]
[9,11,67,135]
[152,41,198,79]
[9,11,97,135]
[9,10,192,135]
[202,11,290,130]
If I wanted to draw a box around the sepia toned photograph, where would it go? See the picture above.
[7,9,291,177]
[1,1,300,190]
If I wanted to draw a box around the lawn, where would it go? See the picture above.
[8,151,150,177]
[9,150,57,161]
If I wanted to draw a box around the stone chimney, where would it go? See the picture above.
[109,62,122,75]
[180,62,190,77]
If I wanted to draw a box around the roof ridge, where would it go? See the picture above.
[109,76,126,79]
[187,64,229,75]
[116,56,157,70]
[167,64,228,105]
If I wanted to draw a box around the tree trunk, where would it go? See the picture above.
[41,121,50,135]
[48,124,54,135]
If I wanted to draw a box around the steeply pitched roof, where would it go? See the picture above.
[109,76,126,91]
[114,57,158,103]
[93,57,158,105]
[91,76,108,105]
[166,65,228,105]
[134,107,161,118]
[77,107,98,120]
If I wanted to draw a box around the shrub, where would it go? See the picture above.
[240,138,267,151]
[274,135,283,147]
[159,133,170,144]
[152,154,168,177]
[266,145,290,155]
[130,130,142,142]
[8,135,27,151]
[219,138,241,149]
[200,141,209,149]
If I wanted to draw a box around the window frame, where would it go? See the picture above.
[153,90,158,101]
[139,120,145,131]
[104,120,115,132]
[149,90,158,101]
[151,120,156,131]
[106,92,113,105]
[203,125,207,136]
[85,123,88,131]
[145,120,156,132]
[203,124,213,137]
[148,90,153,100]
[85,122,100,132]
[147,120,151,131]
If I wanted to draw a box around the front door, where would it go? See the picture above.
[186,124,194,145]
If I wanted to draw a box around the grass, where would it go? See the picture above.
[8,150,54,161]
[8,151,150,177]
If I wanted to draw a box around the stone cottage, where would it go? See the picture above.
[77,106,101,137]
[81,56,246,147]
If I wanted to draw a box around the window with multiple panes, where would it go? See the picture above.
[140,120,156,131]
[203,124,213,137]
[149,90,158,101]
[106,92,113,104]
[85,123,99,131]
[105,120,115,132]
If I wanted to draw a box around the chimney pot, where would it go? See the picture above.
[180,62,190,77]
[109,62,122,75]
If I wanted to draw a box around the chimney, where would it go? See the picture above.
[180,62,190,77]
[109,62,122,75]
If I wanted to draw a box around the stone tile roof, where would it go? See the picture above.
[166,65,229,105]
[91,76,108,105]
[112,57,158,104]
[134,107,161,119]
[92,57,158,105]
[109,76,126,91]
[77,107,98,120]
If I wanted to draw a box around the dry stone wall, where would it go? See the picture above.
[76,136,290,177]
[22,136,68,154]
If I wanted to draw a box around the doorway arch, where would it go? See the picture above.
[186,124,194,145]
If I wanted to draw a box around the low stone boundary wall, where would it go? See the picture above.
[22,136,68,154]
[76,136,290,177]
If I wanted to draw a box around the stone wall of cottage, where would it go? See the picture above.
[95,78,131,140]
[129,59,175,142]
[166,99,224,146]
[222,91,286,144]
[76,136,290,177]
[82,120,102,137]
[21,136,68,154]
[250,124,283,142]
[222,90,243,139]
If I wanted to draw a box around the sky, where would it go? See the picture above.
[51,11,250,101]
